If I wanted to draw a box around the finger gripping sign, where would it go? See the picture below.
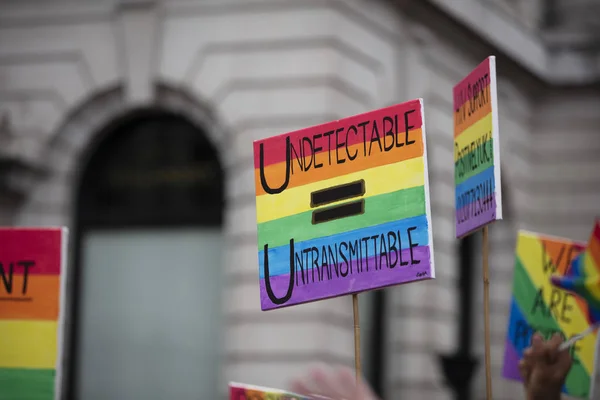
[253,99,435,310]
[502,231,598,399]
[454,56,502,237]
[0,227,69,400]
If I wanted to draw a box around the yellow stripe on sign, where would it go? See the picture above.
[583,250,600,279]
[583,252,600,299]
[454,112,493,162]
[517,238,595,375]
[0,320,58,369]
[256,156,425,223]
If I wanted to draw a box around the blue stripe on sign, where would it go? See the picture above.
[455,165,495,208]
[506,297,528,356]
[258,214,429,278]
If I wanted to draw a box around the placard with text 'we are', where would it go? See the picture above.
[503,230,598,399]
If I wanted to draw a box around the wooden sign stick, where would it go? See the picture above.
[452,56,500,399]
[352,293,362,382]
[482,226,493,399]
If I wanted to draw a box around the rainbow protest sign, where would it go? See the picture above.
[254,99,435,310]
[0,228,68,400]
[503,230,598,399]
[229,382,317,399]
[454,56,502,237]
[552,220,600,325]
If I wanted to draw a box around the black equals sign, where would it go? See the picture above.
[311,179,366,225]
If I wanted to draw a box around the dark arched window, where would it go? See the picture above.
[75,110,223,228]
[67,110,224,400]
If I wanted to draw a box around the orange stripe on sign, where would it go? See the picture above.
[254,129,424,196]
[0,275,61,320]
[454,85,492,138]
[539,238,584,276]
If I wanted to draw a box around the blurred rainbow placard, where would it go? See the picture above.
[503,230,598,399]
[552,220,600,325]
[229,382,317,399]
[454,56,502,237]
[253,99,435,310]
[0,227,68,400]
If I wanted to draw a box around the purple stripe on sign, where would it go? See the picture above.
[456,194,496,238]
[260,246,432,310]
[502,339,522,381]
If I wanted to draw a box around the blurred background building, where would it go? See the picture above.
[0,0,599,399]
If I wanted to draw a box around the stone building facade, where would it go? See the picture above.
[0,0,599,399]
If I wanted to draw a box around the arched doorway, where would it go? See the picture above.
[68,110,224,400]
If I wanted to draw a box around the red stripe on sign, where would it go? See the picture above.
[253,100,423,169]
[453,57,492,110]
[0,229,63,275]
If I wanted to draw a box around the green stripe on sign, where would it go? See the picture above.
[512,258,590,396]
[0,368,55,400]
[257,186,426,249]
[454,137,494,185]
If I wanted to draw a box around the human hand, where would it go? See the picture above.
[289,365,379,400]
[518,333,572,400]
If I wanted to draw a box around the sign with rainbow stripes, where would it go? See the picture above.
[253,99,435,311]
[454,56,502,238]
[503,230,598,399]
[0,228,68,400]
[552,220,600,327]
[229,382,318,399]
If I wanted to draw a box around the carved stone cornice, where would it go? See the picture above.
[541,0,600,52]
[415,0,600,85]
[0,112,47,202]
